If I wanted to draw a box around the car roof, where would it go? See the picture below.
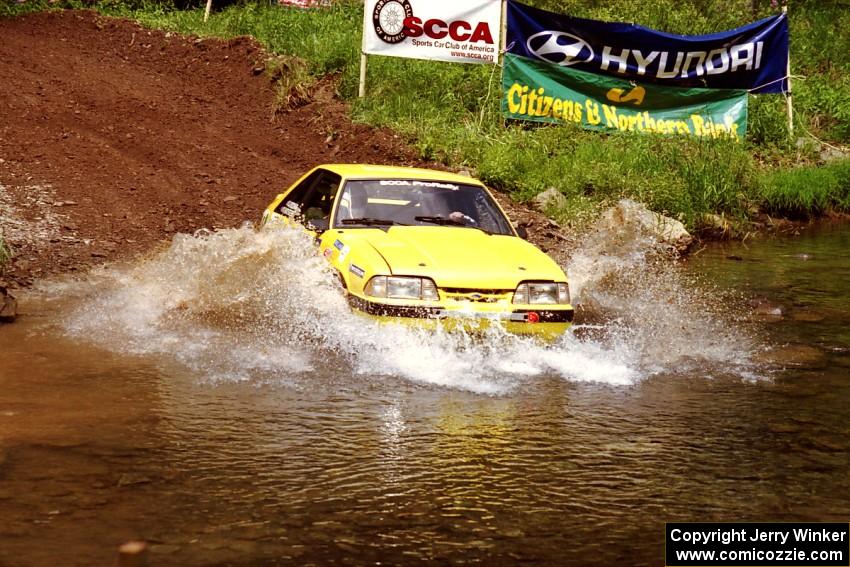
[319,164,484,185]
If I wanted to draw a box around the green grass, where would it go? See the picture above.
[761,158,850,218]
[4,0,850,232]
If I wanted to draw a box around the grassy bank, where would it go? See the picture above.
[3,0,849,232]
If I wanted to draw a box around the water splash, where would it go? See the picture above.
[567,203,759,379]
[49,219,758,394]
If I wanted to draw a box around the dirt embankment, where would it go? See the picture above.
[0,9,571,289]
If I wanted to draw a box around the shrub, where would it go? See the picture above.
[0,234,12,269]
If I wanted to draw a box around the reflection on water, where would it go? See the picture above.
[1,225,849,566]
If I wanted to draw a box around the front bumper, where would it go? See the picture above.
[348,295,573,339]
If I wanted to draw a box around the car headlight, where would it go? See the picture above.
[364,276,440,301]
[557,282,570,305]
[513,282,570,305]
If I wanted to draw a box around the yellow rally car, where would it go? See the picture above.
[260,164,573,338]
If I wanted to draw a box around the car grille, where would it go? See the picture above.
[440,288,514,303]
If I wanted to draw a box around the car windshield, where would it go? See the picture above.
[333,179,515,236]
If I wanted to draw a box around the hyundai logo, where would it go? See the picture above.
[526,31,594,67]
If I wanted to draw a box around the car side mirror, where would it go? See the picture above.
[306,218,329,233]
[516,225,529,239]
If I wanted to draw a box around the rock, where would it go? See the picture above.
[117,473,152,487]
[117,541,148,567]
[223,195,238,203]
[754,344,827,368]
[0,287,17,323]
[790,308,825,322]
[335,540,359,555]
[224,541,258,554]
[533,187,567,210]
[749,297,784,320]
[795,136,817,152]
[149,544,181,555]
[767,422,801,434]
[802,435,846,453]
[819,146,846,163]
[701,213,732,235]
[597,199,693,253]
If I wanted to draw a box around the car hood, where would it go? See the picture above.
[345,226,566,289]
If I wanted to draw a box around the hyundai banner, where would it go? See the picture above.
[502,53,748,140]
[363,0,501,64]
[506,0,788,93]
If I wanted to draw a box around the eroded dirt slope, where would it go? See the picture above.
[0,9,570,288]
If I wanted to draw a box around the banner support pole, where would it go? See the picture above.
[783,4,793,138]
[358,52,368,99]
[498,0,508,126]
[499,0,508,65]
[203,0,212,23]
[358,4,369,99]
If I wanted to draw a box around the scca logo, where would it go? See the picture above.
[373,0,494,45]
[372,0,414,44]
[404,17,494,44]
[527,31,594,67]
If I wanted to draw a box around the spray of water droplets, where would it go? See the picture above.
[47,217,759,394]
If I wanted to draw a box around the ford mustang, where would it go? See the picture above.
[260,164,573,338]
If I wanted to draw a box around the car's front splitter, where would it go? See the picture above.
[348,296,443,319]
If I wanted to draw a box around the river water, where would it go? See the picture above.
[1,224,848,566]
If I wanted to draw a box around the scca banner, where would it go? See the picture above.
[506,0,788,93]
[502,53,748,140]
[363,0,501,64]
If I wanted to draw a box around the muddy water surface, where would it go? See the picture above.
[1,225,848,566]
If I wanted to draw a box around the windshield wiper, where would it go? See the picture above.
[414,215,492,235]
[414,215,464,226]
[341,217,407,226]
